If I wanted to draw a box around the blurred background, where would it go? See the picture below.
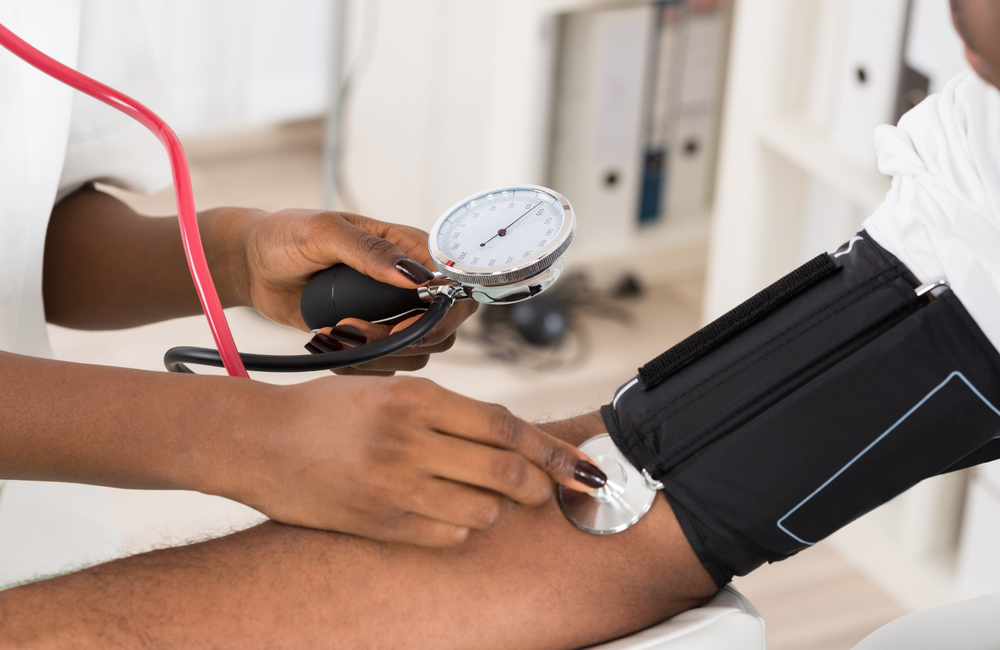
[43,0,1000,647]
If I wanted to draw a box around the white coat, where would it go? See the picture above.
[0,0,169,585]
[866,71,1000,353]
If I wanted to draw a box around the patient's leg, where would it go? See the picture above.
[0,411,717,650]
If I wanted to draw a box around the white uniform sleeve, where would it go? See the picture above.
[864,71,1000,352]
[0,0,166,587]
[56,0,172,202]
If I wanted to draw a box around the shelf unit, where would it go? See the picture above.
[337,0,722,289]
[339,0,980,609]
[758,116,890,214]
[706,0,977,611]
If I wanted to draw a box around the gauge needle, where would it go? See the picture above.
[479,201,543,247]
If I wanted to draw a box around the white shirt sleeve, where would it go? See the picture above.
[864,71,1000,352]
[0,0,167,586]
[56,0,172,202]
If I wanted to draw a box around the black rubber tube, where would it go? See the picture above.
[164,294,453,374]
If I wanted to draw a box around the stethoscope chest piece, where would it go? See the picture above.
[558,433,659,535]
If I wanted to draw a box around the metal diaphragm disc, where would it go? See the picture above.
[558,434,658,535]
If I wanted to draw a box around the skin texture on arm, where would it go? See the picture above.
[15,183,609,545]
[0,412,718,650]
[0,352,606,546]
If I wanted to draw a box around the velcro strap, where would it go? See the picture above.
[638,253,840,389]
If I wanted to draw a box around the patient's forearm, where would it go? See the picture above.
[0,412,717,650]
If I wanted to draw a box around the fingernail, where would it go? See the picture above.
[306,333,346,353]
[327,326,367,345]
[304,341,326,354]
[574,459,607,489]
[395,257,436,284]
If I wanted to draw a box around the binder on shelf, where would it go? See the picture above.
[663,1,727,220]
[547,0,730,247]
[831,0,909,164]
[638,1,684,224]
[547,3,655,252]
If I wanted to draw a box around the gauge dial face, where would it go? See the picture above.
[431,187,570,276]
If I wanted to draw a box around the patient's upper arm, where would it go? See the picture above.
[0,412,717,650]
[291,410,719,648]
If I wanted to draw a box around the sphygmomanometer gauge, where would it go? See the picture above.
[428,185,576,305]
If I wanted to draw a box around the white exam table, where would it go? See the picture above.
[586,584,765,650]
[587,582,1000,650]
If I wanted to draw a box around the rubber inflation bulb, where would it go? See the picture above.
[300,264,427,330]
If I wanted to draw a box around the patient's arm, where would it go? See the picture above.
[0,412,717,650]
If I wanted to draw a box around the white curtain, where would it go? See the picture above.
[134,0,334,137]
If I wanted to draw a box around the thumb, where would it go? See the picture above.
[311,212,434,289]
[474,403,609,495]
[313,215,437,288]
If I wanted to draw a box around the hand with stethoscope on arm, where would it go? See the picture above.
[0,17,607,547]
[7,184,609,547]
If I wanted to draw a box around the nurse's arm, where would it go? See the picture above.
[42,184,419,329]
[42,184,476,372]
[0,411,716,650]
[0,353,602,546]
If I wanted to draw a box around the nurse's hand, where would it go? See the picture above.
[209,206,476,374]
[219,376,607,546]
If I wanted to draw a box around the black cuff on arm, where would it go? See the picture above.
[940,439,1000,474]
[602,233,1000,584]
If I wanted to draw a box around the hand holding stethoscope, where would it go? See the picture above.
[0,18,608,546]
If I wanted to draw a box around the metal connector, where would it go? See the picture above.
[642,469,664,491]
[915,278,950,297]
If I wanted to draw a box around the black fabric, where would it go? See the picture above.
[666,495,762,588]
[940,438,1000,474]
[638,253,840,389]
[602,233,1000,586]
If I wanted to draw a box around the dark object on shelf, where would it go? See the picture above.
[467,273,635,371]
[612,273,644,298]
[894,63,930,124]
[507,294,569,346]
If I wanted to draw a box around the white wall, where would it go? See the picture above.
[134,0,334,137]
[957,460,1000,597]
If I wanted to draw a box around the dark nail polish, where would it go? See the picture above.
[308,333,346,353]
[304,341,327,355]
[574,459,607,489]
[395,257,436,284]
[327,326,367,345]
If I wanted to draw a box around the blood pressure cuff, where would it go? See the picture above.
[601,232,1000,586]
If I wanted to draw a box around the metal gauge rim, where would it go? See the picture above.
[427,185,576,288]
[558,434,658,535]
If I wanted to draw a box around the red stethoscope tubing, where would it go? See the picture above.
[0,22,250,379]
